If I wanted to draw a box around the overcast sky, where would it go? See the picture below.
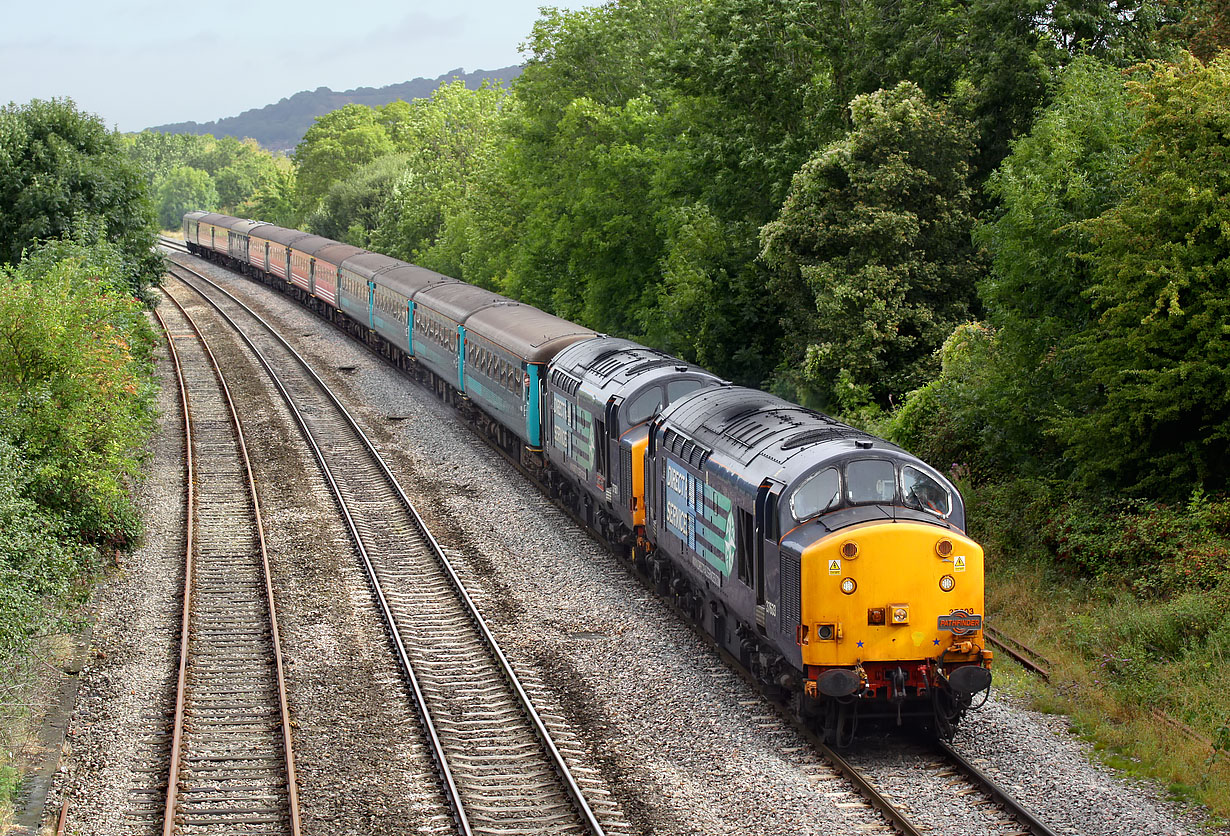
[2,1,593,133]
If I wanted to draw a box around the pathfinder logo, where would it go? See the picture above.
[937,609,983,636]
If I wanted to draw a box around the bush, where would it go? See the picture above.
[0,434,96,654]
[1045,490,1230,596]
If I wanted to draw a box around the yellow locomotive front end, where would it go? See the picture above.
[795,520,992,734]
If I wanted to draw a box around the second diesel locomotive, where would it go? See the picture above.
[182,211,992,742]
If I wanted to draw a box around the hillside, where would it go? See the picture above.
[148,65,522,152]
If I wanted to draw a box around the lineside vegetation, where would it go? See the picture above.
[0,99,159,822]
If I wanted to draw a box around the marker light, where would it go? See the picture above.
[939,574,956,592]
[840,577,857,595]
[890,605,910,625]
[936,538,954,558]
[841,540,859,559]
[816,624,836,641]
[868,607,886,625]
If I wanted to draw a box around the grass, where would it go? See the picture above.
[0,653,38,832]
[985,557,1230,824]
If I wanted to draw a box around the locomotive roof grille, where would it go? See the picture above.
[550,368,582,396]
[626,357,679,375]
[589,348,636,376]
[663,428,711,470]
[780,426,867,449]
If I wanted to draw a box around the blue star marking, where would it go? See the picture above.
[933,638,941,646]
[857,640,864,648]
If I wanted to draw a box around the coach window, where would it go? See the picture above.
[846,459,897,505]
[902,466,951,518]
[790,467,840,522]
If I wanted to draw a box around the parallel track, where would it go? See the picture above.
[159,235,189,254]
[153,288,300,835]
[162,261,619,836]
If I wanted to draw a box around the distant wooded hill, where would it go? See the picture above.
[148,66,523,152]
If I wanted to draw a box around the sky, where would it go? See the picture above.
[2,0,593,133]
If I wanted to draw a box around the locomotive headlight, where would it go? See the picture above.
[840,577,857,595]
[890,604,910,625]
[939,574,956,592]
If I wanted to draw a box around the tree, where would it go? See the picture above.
[292,104,395,219]
[1062,53,1230,498]
[307,153,409,246]
[0,98,160,293]
[760,82,983,411]
[155,165,217,228]
[242,160,297,227]
[212,139,281,210]
[122,130,216,188]
[370,82,504,273]
[952,58,1143,476]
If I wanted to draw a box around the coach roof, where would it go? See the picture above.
[251,225,314,246]
[313,242,366,268]
[467,306,597,362]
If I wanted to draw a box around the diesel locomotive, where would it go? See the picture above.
[182,211,993,742]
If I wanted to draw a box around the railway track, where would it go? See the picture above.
[158,235,189,254]
[161,261,624,836]
[151,289,300,835]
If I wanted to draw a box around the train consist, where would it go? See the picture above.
[182,211,992,742]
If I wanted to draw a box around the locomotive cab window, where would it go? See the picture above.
[846,459,897,505]
[626,387,663,425]
[666,379,706,404]
[790,467,840,522]
[902,466,951,518]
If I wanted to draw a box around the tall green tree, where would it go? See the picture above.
[292,104,395,219]
[243,161,297,227]
[155,165,218,229]
[1062,53,1230,498]
[370,82,505,274]
[213,140,281,211]
[0,99,160,293]
[761,82,982,411]
[307,153,409,246]
[894,58,1143,477]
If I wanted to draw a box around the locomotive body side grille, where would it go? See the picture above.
[620,446,633,511]
[780,551,802,630]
